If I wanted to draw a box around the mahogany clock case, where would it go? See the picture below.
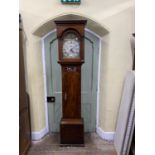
[55,20,87,145]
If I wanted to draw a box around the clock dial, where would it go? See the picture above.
[63,33,80,58]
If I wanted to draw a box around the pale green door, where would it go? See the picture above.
[44,30,99,133]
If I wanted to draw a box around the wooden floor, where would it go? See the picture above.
[28,133,117,155]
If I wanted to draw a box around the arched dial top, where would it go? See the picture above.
[63,33,80,58]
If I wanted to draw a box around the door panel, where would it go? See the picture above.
[45,31,99,132]
[81,34,99,132]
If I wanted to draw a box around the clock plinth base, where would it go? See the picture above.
[60,118,84,145]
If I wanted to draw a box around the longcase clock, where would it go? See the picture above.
[55,20,87,145]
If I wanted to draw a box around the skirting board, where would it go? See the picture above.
[31,127,48,141]
[31,126,114,141]
[96,127,115,141]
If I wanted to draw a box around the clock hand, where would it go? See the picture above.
[70,48,74,53]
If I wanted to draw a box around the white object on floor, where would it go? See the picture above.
[114,71,135,155]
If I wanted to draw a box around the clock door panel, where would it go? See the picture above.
[62,66,81,118]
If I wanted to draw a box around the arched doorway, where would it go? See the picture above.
[43,28,101,133]
[32,13,109,138]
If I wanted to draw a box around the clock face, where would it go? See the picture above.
[63,33,80,58]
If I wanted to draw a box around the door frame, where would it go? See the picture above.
[41,28,102,133]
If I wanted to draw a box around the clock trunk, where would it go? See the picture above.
[62,65,81,118]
